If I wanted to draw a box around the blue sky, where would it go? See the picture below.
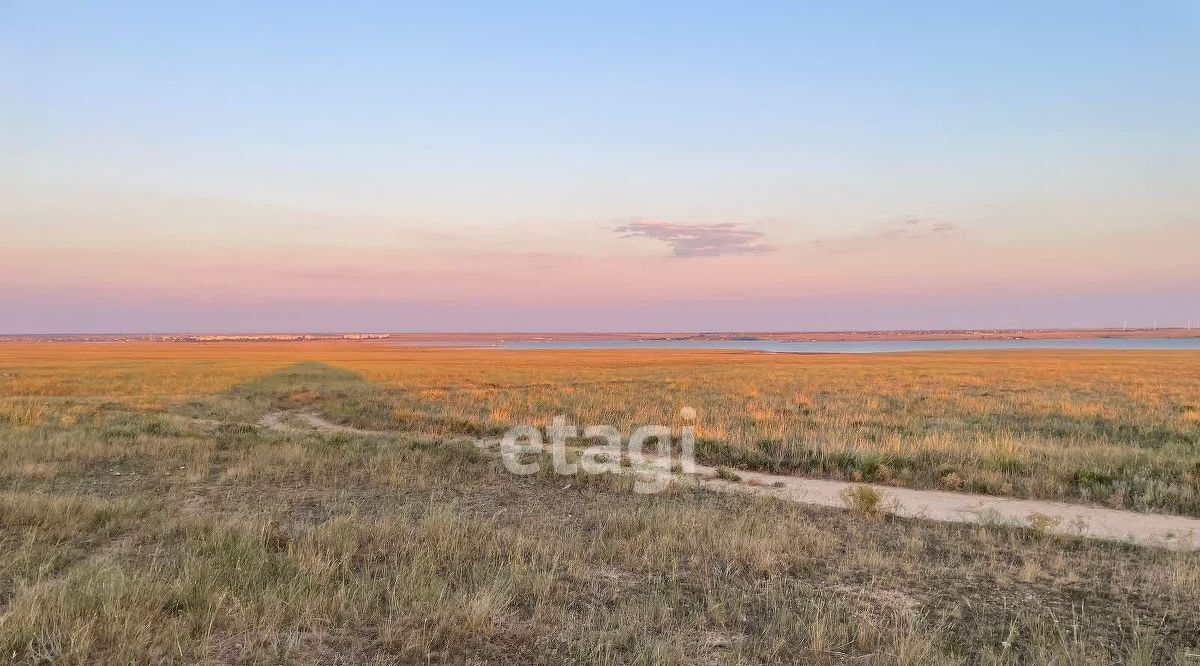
[2,1,1198,332]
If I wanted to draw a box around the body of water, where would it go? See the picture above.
[479,338,1200,353]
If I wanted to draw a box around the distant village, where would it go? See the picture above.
[0,333,392,343]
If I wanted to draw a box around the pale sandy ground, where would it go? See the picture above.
[256,411,1200,550]
[695,466,1200,549]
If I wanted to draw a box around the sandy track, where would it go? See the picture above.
[256,411,1200,549]
[694,466,1200,549]
[257,411,385,435]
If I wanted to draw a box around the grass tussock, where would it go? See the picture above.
[840,484,890,519]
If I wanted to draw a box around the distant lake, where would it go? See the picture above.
[448,338,1200,354]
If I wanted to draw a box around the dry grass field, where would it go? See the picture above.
[1,342,1199,663]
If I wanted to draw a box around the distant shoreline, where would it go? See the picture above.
[2,328,1197,344]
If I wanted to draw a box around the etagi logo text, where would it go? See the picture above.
[492,409,698,494]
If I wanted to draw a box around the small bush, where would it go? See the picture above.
[1026,512,1062,537]
[715,467,741,482]
[940,471,964,490]
[840,484,887,518]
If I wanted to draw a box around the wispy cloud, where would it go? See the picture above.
[615,221,775,257]
[812,217,960,253]
[277,266,407,282]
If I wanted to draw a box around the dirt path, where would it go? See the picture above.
[694,466,1200,549]
[258,411,385,435]
[256,411,1200,549]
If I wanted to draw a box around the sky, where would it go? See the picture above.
[2,1,1198,333]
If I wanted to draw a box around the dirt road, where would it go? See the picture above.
[256,411,1200,549]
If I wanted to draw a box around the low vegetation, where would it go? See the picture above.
[1,343,1198,662]
[7,343,1199,514]
[839,484,890,519]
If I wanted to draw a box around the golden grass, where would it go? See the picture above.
[4,342,1200,513]
[2,348,1200,662]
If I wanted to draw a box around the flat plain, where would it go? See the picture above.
[1,342,1198,663]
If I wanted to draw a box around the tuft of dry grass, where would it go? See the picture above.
[0,399,50,428]
[840,484,888,518]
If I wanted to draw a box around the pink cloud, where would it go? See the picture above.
[615,221,775,257]
[812,217,961,252]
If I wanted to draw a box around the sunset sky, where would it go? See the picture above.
[3,1,1198,333]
